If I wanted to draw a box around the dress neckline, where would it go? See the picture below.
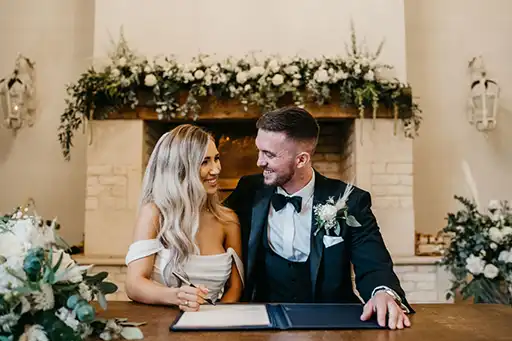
[189,247,235,258]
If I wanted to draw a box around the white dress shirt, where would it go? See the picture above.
[267,172,315,262]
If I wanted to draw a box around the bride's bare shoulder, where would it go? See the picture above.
[134,203,161,240]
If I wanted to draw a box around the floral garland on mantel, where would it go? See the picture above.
[58,25,422,160]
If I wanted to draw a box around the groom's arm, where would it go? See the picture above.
[348,190,413,313]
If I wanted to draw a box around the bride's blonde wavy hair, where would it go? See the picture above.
[138,124,234,283]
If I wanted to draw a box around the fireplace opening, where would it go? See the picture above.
[144,119,355,200]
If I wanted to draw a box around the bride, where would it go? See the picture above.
[125,124,243,311]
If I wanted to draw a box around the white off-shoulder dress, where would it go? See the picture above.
[125,239,244,302]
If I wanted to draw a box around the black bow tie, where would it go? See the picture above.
[271,193,302,213]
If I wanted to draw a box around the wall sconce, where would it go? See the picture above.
[468,56,500,131]
[0,54,36,131]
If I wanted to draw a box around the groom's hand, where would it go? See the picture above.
[360,291,411,330]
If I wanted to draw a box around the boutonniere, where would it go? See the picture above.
[313,183,361,236]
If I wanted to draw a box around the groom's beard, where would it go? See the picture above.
[262,166,294,188]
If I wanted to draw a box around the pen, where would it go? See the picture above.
[172,271,216,305]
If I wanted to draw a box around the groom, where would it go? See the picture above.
[224,106,413,330]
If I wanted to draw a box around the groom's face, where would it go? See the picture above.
[255,129,297,187]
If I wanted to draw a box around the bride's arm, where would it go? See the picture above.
[220,214,243,303]
[125,204,205,309]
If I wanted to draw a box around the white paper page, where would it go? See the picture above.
[174,304,271,328]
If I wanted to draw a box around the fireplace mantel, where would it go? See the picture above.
[104,99,411,121]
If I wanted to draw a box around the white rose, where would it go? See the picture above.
[483,264,499,279]
[194,70,205,80]
[354,65,362,75]
[210,65,220,73]
[364,70,375,81]
[292,79,300,87]
[284,65,299,75]
[314,69,329,83]
[268,59,280,73]
[201,57,213,67]
[120,77,131,87]
[501,226,512,237]
[244,84,251,91]
[488,200,500,212]
[334,71,348,81]
[489,227,503,244]
[144,65,152,73]
[271,74,284,86]
[375,67,396,82]
[144,74,157,87]
[293,73,302,79]
[183,63,198,72]
[111,68,121,78]
[0,256,26,293]
[499,250,510,262]
[319,204,338,222]
[130,66,140,74]
[491,242,498,250]
[118,57,127,67]
[0,219,53,258]
[465,254,485,275]
[184,72,194,82]
[204,74,213,85]
[249,66,265,78]
[236,71,248,84]
[218,73,227,84]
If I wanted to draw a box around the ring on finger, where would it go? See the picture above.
[184,300,189,307]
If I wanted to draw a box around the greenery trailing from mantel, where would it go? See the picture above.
[58,24,422,160]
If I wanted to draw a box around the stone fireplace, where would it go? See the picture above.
[77,105,451,303]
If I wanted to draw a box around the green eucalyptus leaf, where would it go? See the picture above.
[97,291,108,310]
[51,250,64,273]
[119,321,147,327]
[334,223,341,236]
[86,272,109,285]
[120,327,144,340]
[346,215,361,227]
[98,281,118,295]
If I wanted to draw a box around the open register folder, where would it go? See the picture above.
[170,303,384,331]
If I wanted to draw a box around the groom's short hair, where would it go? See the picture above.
[256,106,319,149]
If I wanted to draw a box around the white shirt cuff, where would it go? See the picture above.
[372,285,410,313]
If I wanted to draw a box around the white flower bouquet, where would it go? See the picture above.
[0,204,144,340]
[439,196,512,304]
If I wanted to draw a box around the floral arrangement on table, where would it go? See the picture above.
[0,204,144,340]
[439,163,512,304]
[58,23,422,160]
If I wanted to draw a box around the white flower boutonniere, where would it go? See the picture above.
[313,183,361,236]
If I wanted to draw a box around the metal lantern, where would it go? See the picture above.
[468,57,500,132]
[0,54,36,131]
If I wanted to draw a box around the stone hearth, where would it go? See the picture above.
[78,106,452,303]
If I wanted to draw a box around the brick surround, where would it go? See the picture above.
[84,118,415,257]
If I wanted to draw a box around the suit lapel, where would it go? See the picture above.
[247,185,274,282]
[310,172,330,299]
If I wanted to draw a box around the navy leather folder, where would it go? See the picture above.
[170,303,384,331]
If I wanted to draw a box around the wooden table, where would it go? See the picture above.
[95,302,512,341]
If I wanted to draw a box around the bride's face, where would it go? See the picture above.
[200,139,221,194]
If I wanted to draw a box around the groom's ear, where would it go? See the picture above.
[296,151,311,169]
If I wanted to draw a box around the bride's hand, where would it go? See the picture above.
[177,285,209,312]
